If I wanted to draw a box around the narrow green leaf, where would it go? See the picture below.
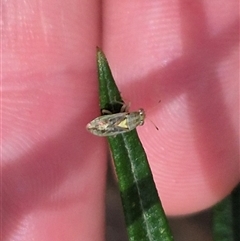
[213,184,240,241]
[97,48,173,241]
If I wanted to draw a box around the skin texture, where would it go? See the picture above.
[2,0,239,240]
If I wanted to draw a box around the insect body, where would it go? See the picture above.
[86,109,145,137]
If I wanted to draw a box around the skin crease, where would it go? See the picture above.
[2,0,239,240]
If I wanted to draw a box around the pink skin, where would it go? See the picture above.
[2,0,239,240]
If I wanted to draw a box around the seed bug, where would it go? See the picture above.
[86,106,145,137]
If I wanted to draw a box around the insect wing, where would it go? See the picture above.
[87,112,129,136]
[86,109,145,137]
[106,112,131,133]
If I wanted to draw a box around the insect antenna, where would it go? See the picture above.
[145,100,161,130]
[148,119,159,130]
